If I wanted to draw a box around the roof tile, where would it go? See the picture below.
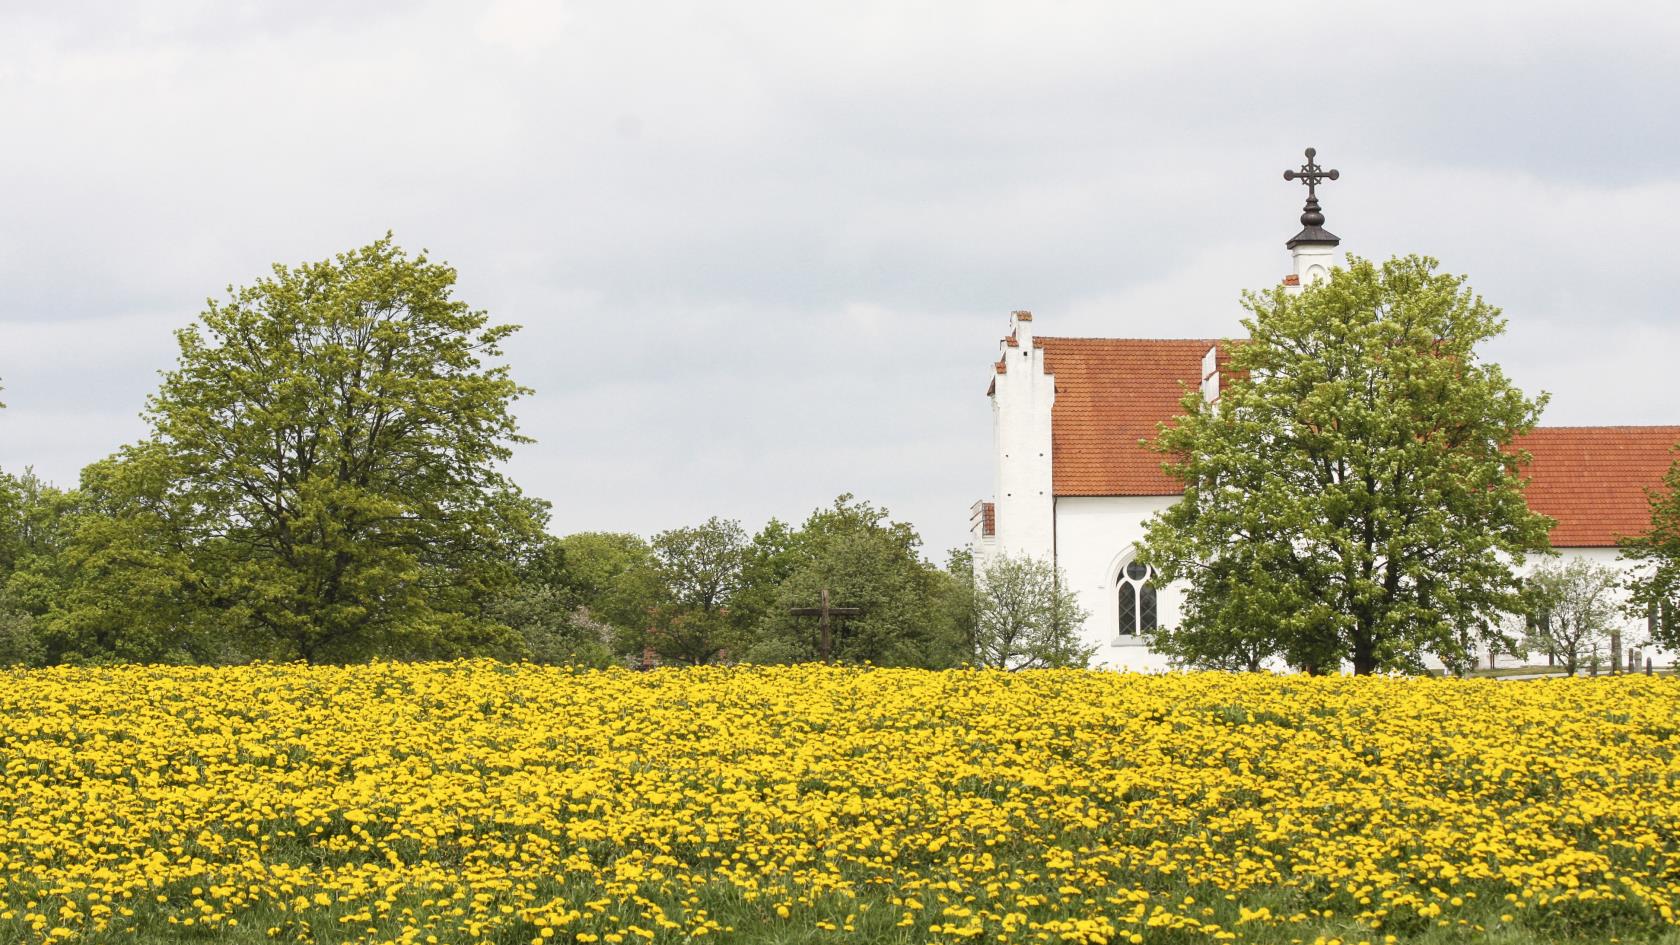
[1512,426,1679,548]
[1040,337,1221,496]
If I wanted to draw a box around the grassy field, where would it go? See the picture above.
[0,663,1676,944]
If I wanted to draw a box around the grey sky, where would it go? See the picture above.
[2,1,1677,556]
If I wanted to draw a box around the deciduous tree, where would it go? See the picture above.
[1521,558,1620,676]
[749,496,967,667]
[130,236,546,661]
[645,517,749,664]
[1139,255,1553,674]
[971,553,1093,670]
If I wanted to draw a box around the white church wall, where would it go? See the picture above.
[988,311,1055,565]
[1054,495,1181,672]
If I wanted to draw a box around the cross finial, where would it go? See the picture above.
[1282,147,1339,229]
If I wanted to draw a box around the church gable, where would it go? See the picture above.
[1039,337,1224,497]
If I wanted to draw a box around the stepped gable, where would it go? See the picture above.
[1513,426,1680,548]
[1038,337,1224,496]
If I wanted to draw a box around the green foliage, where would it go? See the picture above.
[484,584,617,668]
[0,467,66,579]
[552,532,664,638]
[0,605,44,667]
[485,531,661,667]
[747,495,969,667]
[34,236,549,664]
[644,517,750,664]
[12,446,217,664]
[1625,453,1680,649]
[0,471,17,574]
[970,553,1093,670]
[1138,255,1554,674]
[1519,558,1621,676]
[940,547,978,660]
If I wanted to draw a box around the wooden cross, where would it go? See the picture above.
[788,587,860,663]
[1282,146,1340,201]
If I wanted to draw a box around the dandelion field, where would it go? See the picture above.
[0,664,1676,945]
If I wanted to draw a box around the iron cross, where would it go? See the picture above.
[788,586,861,663]
[1282,147,1339,201]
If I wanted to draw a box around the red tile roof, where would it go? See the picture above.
[1034,338,1677,548]
[1512,426,1679,548]
[1039,337,1223,496]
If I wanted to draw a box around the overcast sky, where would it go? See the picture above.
[2,1,1677,556]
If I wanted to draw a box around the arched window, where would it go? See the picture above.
[1117,561,1157,635]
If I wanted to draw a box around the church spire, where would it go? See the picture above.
[1281,147,1341,290]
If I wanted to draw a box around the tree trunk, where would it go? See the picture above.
[1351,627,1377,676]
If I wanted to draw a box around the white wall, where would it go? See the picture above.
[1288,243,1336,290]
[1054,495,1181,672]
[988,311,1055,565]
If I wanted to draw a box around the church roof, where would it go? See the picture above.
[1513,426,1680,548]
[1039,337,1224,497]
[1038,337,1678,548]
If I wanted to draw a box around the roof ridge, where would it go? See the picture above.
[1527,424,1680,431]
[1037,336,1228,343]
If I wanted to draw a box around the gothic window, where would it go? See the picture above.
[1118,561,1157,636]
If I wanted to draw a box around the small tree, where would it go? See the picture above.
[553,532,664,639]
[972,553,1093,670]
[1625,451,1680,648]
[1521,558,1620,676]
[0,593,45,667]
[1139,255,1553,674]
[483,538,619,668]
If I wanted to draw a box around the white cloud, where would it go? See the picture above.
[476,0,571,53]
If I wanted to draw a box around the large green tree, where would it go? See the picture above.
[97,236,548,662]
[1138,255,1553,674]
[1625,452,1680,647]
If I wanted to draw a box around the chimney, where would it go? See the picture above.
[1200,345,1220,406]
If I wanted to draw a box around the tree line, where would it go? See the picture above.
[3,241,1676,674]
[0,237,1089,670]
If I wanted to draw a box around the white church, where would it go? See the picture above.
[969,149,1679,672]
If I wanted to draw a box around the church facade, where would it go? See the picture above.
[969,152,1679,671]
